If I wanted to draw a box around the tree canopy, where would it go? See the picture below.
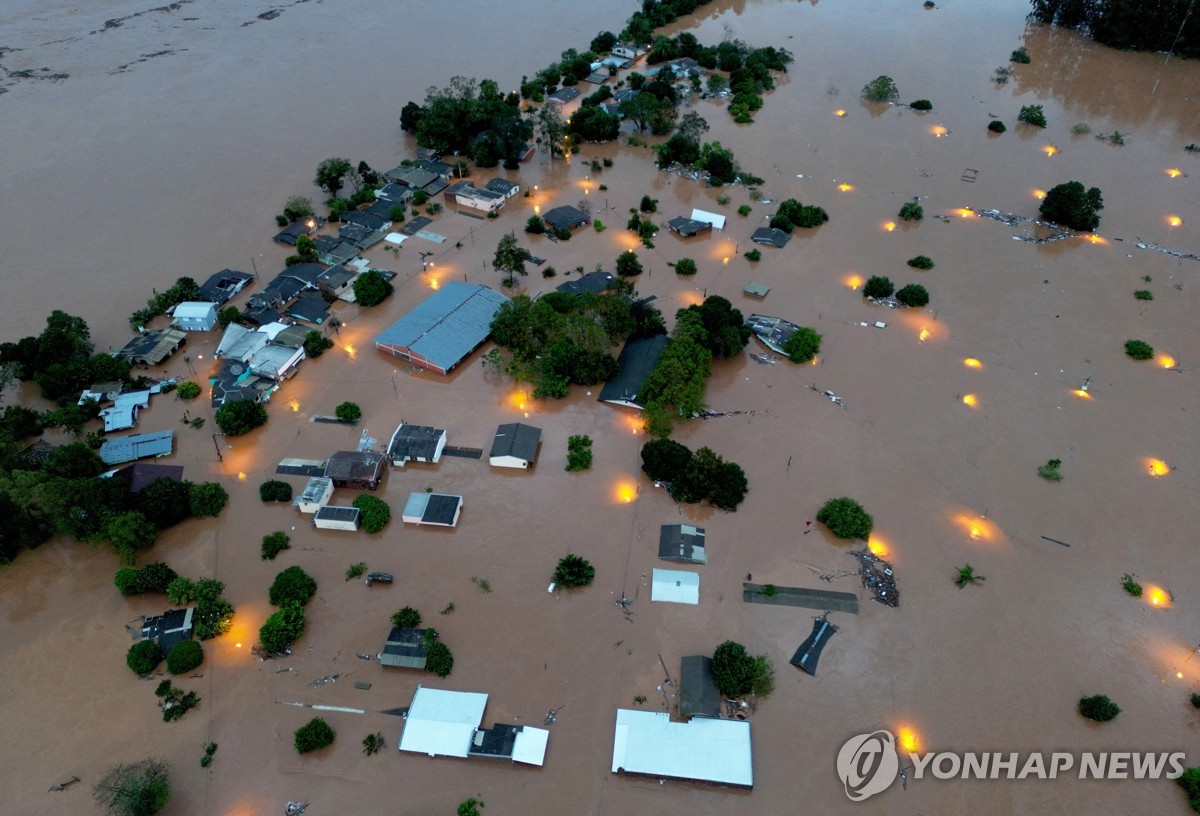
[314,158,353,197]
[817,497,874,540]
[402,77,532,165]
[554,554,596,588]
[215,399,267,436]
[493,231,533,288]
[1039,181,1104,231]
[1030,0,1200,58]
[639,439,748,510]
[710,640,774,697]
[268,565,317,607]
[92,758,170,816]
[260,602,305,653]
[782,327,822,364]
[353,270,393,306]
[353,494,391,533]
[294,717,336,754]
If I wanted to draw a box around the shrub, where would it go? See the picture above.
[189,482,229,518]
[1134,290,1153,301]
[345,562,366,581]
[136,562,178,593]
[127,640,163,675]
[353,495,390,533]
[744,249,762,262]
[639,195,658,213]
[817,497,874,540]
[1039,181,1104,231]
[294,717,336,754]
[737,205,752,217]
[392,606,422,629]
[896,283,930,307]
[907,256,935,270]
[710,640,774,698]
[782,327,822,364]
[1018,105,1047,128]
[353,270,393,307]
[566,434,593,472]
[641,438,694,483]
[716,194,731,206]
[1011,46,1031,64]
[863,275,895,299]
[987,119,1006,133]
[554,553,596,588]
[259,480,293,502]
[269,566,317,607]
[177,381,201,400]
[335,402,362,422]
[525,215,546,234]
[363,732,385,756]
[862,75,899,101]
[899,201,923,221]
[593,219,606,233]
[261,531,290,560]
[166,640,203,675]
[616,250,643,277]
[259,602,305,653]
[1078,695,1120,722]
[1038,458,1063,481]
[412,190,429,206]
[1177,768,1200,813]
[762,584,778,597]
[426,641,454,677]
[1122,576,1143,597]
[93,758,172,816]
[675,258,698,276]
[910,99,932,111]
[541,266,557,279]
[1191,693,1200,709]
[1072,122,1092,135]
[115,568,141,596]
[303,331,333,358]
[1124,340,1154,360]
[215,399,266,436]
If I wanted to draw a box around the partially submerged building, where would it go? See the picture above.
[387,423,448,468]
[541,205,591,232]
[744,314,802,356]
[398,686,549,766]
[790,616,837,677]
[324,450,387,490]
[402,492,463,527]
[555,270,614,297]
[597,335,669,409]
[380,627,429,670]
[488,423,541,469]
[141,607,194,654]
[99,430,174,465]
[115,329,188,366]
[198,269,254,304]
[666,216,713,238]
[294,476,334,513]
[679,656,722,719]
[113,462,184,493]
[374,282,510,375]
[651,568,700,605]
[313,505,361,531]
[658,524,707,565]
[751,226,791,248]
[611,710,753,788]
[171,302,218,332]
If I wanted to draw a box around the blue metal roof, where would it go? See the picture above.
[99,430,175,465]
[375,282,510,372]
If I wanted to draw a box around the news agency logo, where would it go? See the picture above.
[836,729,1188,802]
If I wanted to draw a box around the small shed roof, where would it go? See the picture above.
[690,209,726,230]
[489,423,541,463]
[542,205,590,232]
[314,505,361,524]
[485,178,519,196]
[611,710,753,787]
[790,616,837,676]
[512,727,549,766]
[374,282,510,374]
[99,430,175,465]
[115,329,187,366]
[680,655,722,718]
[555,271,614,297]
[651,568,700,605]
[141,607,194,655]
[743,282,770,298]
[399,686,489,758]
[296,476,333,506]
[658,524,707,564]
[381,627,429,669]
[388,423,446,463]
[403,492,462,526]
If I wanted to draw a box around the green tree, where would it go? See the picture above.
[353,270,393,307]
[135,562,178,593]
[335,402,362,422]
[710,640,758,696]
[1018,104,1047,128]
[136,477,192,528]
[392,606,422,629]
[167,577,195,606]
[863,276,895,300]
[314,158,353,197]
[282,196,314,222]
[215,399,267,436]
[782,327,822,364]
[907,256,935,270]
[988,119,1006,133]
[115,568,141,596]
[107,511,158,563]
[1176,767,1200,813]
[217,306,242,330]
[426,641,454,677]
[525,215,546,234]
[1124,339,1154,360]
[493,231,533,288]
[1078,694,1120,722]
[188,482,229,517]
[127,641,163,676]
[353,494,391,533]
[955,564,986,589]
[259,480,293,502]
[166,640,203,674]
[46,441,106,479]
[92,758,170,816]
[554,553,596,588]
[269,565,317,607]
[536,103,566,158]
[862,75,899,101]
[261,531,291,560]
[175,381,201,400]
[641,438,694,483]
[817,497,874,540]
[457,798,485,816]
[1039,181,1104,231]
[304,331,334,358]
[674,258,697,276]
[896,283,930,307]
[294,717,336,754]
[899,201,923,221]
[616,250,643,277]
[259,602,305,653]
[294,234,318,264]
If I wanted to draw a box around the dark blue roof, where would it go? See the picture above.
[374,282,510,372]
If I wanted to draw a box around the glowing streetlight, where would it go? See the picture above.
[961,393,977,407]
[963,358,982,368]
[1166,168,1182,178]
[1167,215,1182,227]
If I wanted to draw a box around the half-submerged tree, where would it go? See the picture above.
[710,640,774,698]
[816,497,874,540]
[493,231,533,288]
[553,554,596,588]
[93,758,170,816]
[1039,181,1104,231]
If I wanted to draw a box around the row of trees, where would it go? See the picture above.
[0,311,131,406]
[1030,0,1200,58]
[260,565,316,654]
[640,438,749,511]
[401,77,531,168]
[128,277,202,332]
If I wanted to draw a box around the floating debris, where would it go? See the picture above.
[1134,239,1200,262]
[750,352,778,365]
[308,673,341,688]
[850,550,899,607]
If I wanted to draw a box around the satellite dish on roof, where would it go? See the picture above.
[230,363,245,376]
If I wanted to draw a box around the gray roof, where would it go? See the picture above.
[555,271,614,297]
[324,450,387,487]
[658,524,707,564]
[285,293,330,324]
[790,616,837,676]
[374,282,510,373]
[751,226,791,248]
[198,269,253,304]
[99,430,175,465]
[296,476,333,505]
[115,329,188,366]
[318,264,357,291]
[403,492,462,525]
[667,216,712,237]
[272,325,310,349]
[315,505,361,524]
[542,205,590,232]
[597,335,669,408]
[376,183,414,202]
[490,423,541,463]
[388,424,446,462]
[485,178,519,195]
[547,87,581,103]
[744,314,800,356]
[380,627,429,669]
[142,607,194,655]
[341,210,388,231]
[680,656,722,718]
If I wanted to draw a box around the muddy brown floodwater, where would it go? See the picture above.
[2,1,1199,815]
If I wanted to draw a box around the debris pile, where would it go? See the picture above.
[851,550,899,607]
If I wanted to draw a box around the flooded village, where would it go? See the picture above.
[1,1,1199,815]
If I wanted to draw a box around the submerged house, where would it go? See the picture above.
[294,476,334,513]
[744,314,802,356]
[171,302,218,332]
[387,423,448,468]
[541,205,591,232]
[141,608,195,654]
[658,524,707,565]
[679,655,722,719]
[488,423,541,469]
[444,180,506,213]
[666,216,712,238]
[99,430,174,465]
[402,492,463,527]
[790,616,837,677]
[555,270,614,297]
[611,710,752,788]
[374,282,510,375]
[313,505,360,531]
[380,627,429,670]
[398,686,549,766]
[324,450,387,490]
[115,329,188,366]
[597,335,669,409]
[651,568,700,605]
[751,226,791,248]
[198,269,254,304]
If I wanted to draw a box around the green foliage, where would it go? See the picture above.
[46,440,105,479]
[907,255,935,270]
[910,99,932,111]
[1031,0,1200,57]
[346,562,367,581]
[108,511,158,564]
[362,732,385,756]
[566,434,593,472]
[115,562,178,595]
[955,564,986,589]
[392,606,422,629]
[770,198,829,232]
[863,276,895,300]
[641,438,694,483]
[1078,694,1120,722]
[217,306,243,330]
[294,717,336,754]
[680,296,752,359]
[114,568,141,596]
[335,402,362,422]
[1071,122,1092,135]
[1134,289,1153,301]
[261,531,290,561]
[457,797,485,816]
[352,270,393,307]
[987,119,1007,133]
[569,106,621,142]
[176,381,201,401]
[259,602,305,653]
[193,581,234,641]
[716,194,731,206]
[1124,339,1154,360]
[862,75,899,101]
[817,497,874,540]
[737,204,753,217]
[896,283,930,307]
[554,553,596,588]
[1040,181,1104,231]
[615,249,645,279]
[639,195,658,213]
[761,584,778,597]
[493,230,534,288]
[1122,575,1143,597]
[1191,693,1200,709]
[352,494,391,533]
[314,157,352,197]
[1011,46,1031,63]
[127,640,163,676]
[92,758,171,816]
[471,576,493,593]
[711,640,774,697]
[303,331,333,359]
[215,399,267,436]
[188,482,228,518]
[128,277,202,331]
[1038,458,1063,481]
[674,258,698,277]
[1018,104,1047,127]
[899,201,924,221]
[640,439,748,509]
[166,640,203,675]
[1177,767,1200,814]
[782,327,822,364]
[744,249,761,262]
[426,641,455,677]
[156,680,200,722]
[593,219,606,233]
[269,565,317,607]
[200,742,217,767]
[259,480,292,503]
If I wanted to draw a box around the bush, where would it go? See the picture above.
[1078,694,1120,722]
[426,641,454,677]
[862,75,899,101]
[675,258,698,276]
[737,204,752,217]
[259,602,305,653]
[616,250,643,277]
[392,606,422,629]
[1039,181,1104,231]
[1072,122,1092,135]
[1011,46,1031,64]
[641,438,694,483]
[259,480,293,503]
[335,402,362,422]
[554,553,596,588]
[127,640,163,676]
[817,497,874,540]
[987,119,1006,133]
[1134,290,1153,301]
[711,640,773,697]
[896,283,930,307]
[1122,576,1142,597]
[782,327,822,364]
[639,195,658,213]
[907,255,935,270]
[363,732,384,756]
[1124,340,1154,360]
[137,562,178,593]
[304,331,333,358]
[863,276,895,299]
[166,640,203,675]
[1038,459,1063,481]
[353,270,393,307]
[352,495,390,533]
[261,531,290,560]
[115,568,141,596]
[177,381,201,400]
[92,758,171,816]
[1191,693,1200,709]
[215,399,266,436]
[269,565,317,607]
[566,434,593,472]
[1178,768,1200,813]
[189,482,228,518]
[1018,105,1047,128]
[593,220,606,233]
[525,215,546,234]
[899,201,923,221]
[744,249,762,262]
[910,99,932,111]
[294,717,336,754]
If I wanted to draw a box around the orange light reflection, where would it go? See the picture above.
[1166,168,1182,178]
[846,274,863,290]
[1158,354,1176,369]
[837,183,854,192]
[1147,458,1170,476]
[883,221,897,232]
[961,393,977,407]
[867,535,888,557]
[963,357,982,368]
[1146,586,1171,608]
[1072,389,1092,400]
[1167,215,1182,227]
[1032,189,1047,200]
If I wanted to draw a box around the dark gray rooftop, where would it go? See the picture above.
[490,423,542,463]
[555,270,614,297]
[791,616,837,676]
[667,217,712,237]
[423,494,461,525]
[198,269,253,304]
[314,505,361,524]
[285,293,330,324]
[680,655,722,718]
[388,424,446,462]
[751,226,791,248]
[381,627,429,669]
[597,334,669,408]
[542,205,590,232]
[658,524,707,564]
[115,329,187,366]
[324,450,387,486]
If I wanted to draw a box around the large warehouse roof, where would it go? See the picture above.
[399,687,489,758]
[611,710,753,787]
[374,282,509,373]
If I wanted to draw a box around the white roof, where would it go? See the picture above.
[690,208,726,230]
[172,301,217,318]
[399,687,488,758]
[258,321,292,340]
[651,568,700,605]
[385,232,408,245]
[511,727,550,766]
[612,710,753,786]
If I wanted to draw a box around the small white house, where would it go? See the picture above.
[402,492,463,527]
[172,302,218,332]
[488,423,541,469]
[295,477,334,514]
[314,505,360,531]
[689,208,726,231]
[651,568,700,605]
[611,43,644,61]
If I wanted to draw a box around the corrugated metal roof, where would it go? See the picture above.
[611,710,752,787]
[374,282,509,372]
[314,505,360,523]
[651,568,700,605]
[598,335,669,408]
[489,423,541,463]
[99,430,175,465]
[399,687,489,758]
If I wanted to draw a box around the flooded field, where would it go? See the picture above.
[1,1,1198,814]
